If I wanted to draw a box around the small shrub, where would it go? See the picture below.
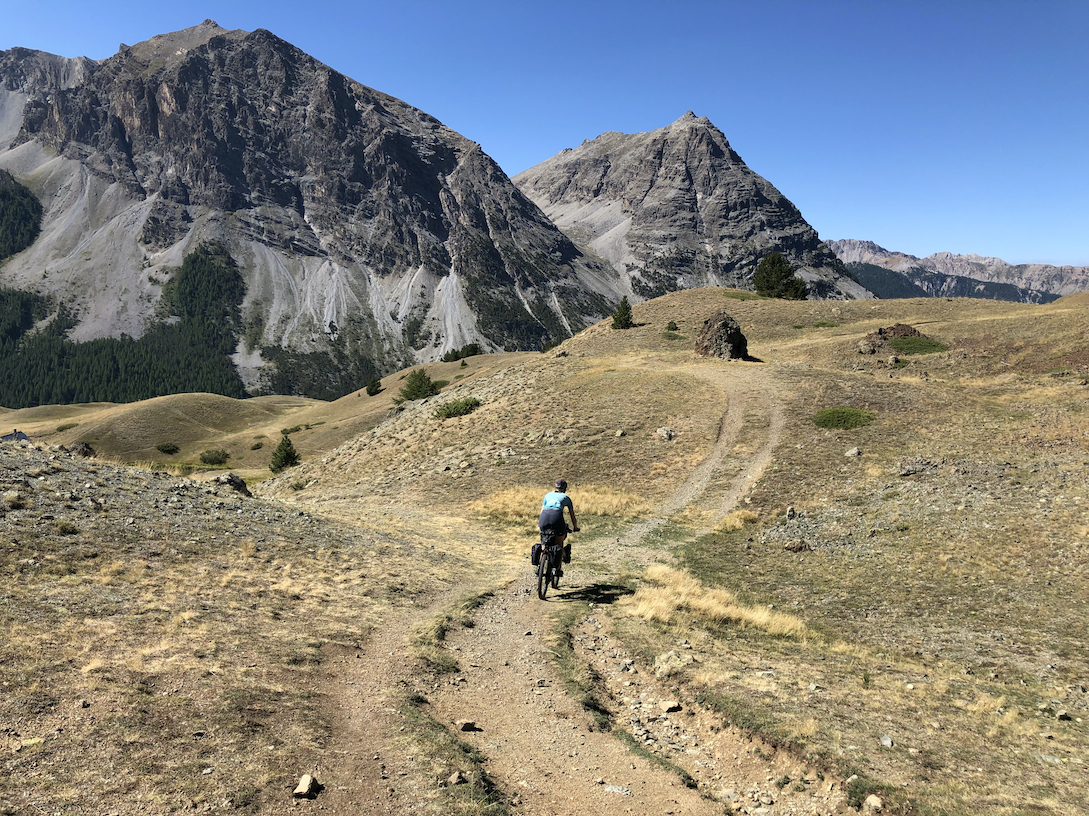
[199,449,229,465]
[55,520,79,536]
[291,481,306,491]
[270,435,300,473]
[812,407,875,430]
[666,320,678,331]
[365,377,383,396]
[250,442,263,450]
[280,425,302,435]
[434,397,481,420]
[156,442,180,455]
[56,422,78,432]
[888,336,948,355]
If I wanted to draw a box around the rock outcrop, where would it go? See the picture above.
[0,21,616,397]
[513,112,871,301]
[694,311,748,360]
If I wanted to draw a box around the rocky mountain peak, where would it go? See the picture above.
[123,19,240,67]
[514,115,868,300]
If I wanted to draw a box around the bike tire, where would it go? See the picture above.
[551,556,561,589]
[537,552,549,600]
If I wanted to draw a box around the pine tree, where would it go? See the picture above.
[753,252,808,300]
[611,296,634,330]
[270,434,301,473]
[397,368,439,401]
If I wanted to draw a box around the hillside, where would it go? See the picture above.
[3,291,1088,815]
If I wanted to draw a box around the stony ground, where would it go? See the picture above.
[4,290,1089,816]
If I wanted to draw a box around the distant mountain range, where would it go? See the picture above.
[3,21,1082,407]
[827,239,1088,303]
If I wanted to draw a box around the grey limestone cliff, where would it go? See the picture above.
[0,21,616,396]
[513,112,870,301]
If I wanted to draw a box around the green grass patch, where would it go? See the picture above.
[811,407,875,430]
[888,336,948,355]
[412,591,494,676]
[812,321,839,328]
[550,604,614,731]
[661,331,685,341]
[724,290,763,301]
[398,692,510,816]
[56,422,78,432]
[614,729,698,788]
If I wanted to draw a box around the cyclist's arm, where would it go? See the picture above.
[568,505,579,531]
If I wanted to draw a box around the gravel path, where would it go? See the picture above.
[410,364,846,815]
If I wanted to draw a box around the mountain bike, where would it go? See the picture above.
[536,538,565,600]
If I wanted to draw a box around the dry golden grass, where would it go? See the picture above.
[713,509,759,532]
[621,565,807,637]
[468,484,652,522]
[6,288,1089,815]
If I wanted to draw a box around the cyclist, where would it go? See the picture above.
[538,478,579,573]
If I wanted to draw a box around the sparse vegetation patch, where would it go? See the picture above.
[199,448,229,465]
[811,407,875,429]
[434,396,481,419]
[888,335,949,355]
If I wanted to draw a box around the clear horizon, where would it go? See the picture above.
[3,0,1087,267]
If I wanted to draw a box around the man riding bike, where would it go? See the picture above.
[538,479,579,574]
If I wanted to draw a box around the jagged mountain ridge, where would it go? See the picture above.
[828,239,1088,299]
[513,112,870,301]
[0,20,616,396]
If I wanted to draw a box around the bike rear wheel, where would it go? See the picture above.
[536,552,550,600]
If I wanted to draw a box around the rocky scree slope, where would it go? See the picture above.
[0,21,616,394]
[829,238,1088,299]
[514,111,870,301]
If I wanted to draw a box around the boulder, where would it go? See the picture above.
[695,311,748,360]
[212,472,251,497]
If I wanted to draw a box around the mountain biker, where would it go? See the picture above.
[538,479,579,573]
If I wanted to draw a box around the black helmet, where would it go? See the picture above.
[554,479,567,492]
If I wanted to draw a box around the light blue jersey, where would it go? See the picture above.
[541,491,573,511]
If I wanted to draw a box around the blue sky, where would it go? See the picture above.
[4,1,1087,265]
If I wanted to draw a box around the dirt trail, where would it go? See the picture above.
[316,363,843,814]
[419,364,842,815]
